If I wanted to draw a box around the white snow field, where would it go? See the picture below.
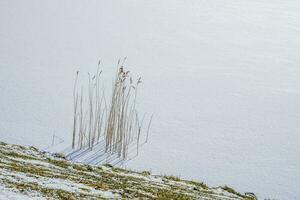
[0,0,300,199]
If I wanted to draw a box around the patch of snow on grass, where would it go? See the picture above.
[0,185,44,200]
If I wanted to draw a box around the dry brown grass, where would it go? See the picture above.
[72,59,151,160]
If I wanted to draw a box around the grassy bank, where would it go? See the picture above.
[0,141,256,199]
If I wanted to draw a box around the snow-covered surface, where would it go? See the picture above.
[0,1,300,199]
[0,185,44,200]
[0,142,252,199]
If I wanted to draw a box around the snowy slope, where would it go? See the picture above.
[0,1,300,199]
[0,141,256,199]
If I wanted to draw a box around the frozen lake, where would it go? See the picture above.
[1,1,300,199]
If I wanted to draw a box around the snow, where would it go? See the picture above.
[0,164,120,199]
[0,185,44,200]
[0,1,300,199]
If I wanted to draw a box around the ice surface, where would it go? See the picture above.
[0,1,300,199]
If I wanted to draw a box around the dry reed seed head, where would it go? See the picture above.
[137,77,142,83]
[119,66,124,73]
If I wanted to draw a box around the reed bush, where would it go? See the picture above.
[72,59,151,160]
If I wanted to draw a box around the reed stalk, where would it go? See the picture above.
[72,60,151,160]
